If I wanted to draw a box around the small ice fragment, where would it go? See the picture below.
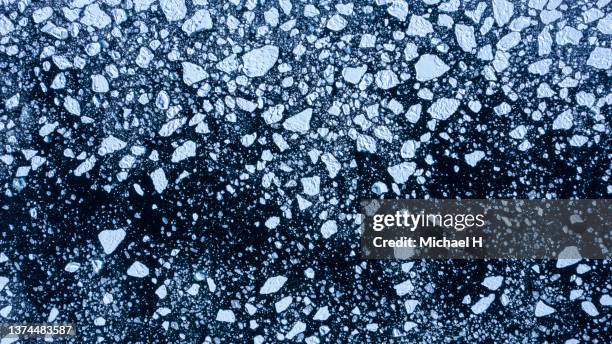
[471,294,495,314]
[260,276,287,294]
[127,261,149,278]
[535,301,555,317]
[98,228,126,254]
[242,45,279,77]
[150,168,168,194]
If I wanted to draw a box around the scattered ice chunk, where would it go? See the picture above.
[313,306,330,320]
[581,301,599,317]
[64,96,81,116]
[159,117,187,137]
[182,9,212,35]
[586,47,611,70]
[455,24,477,52]
[492,0,514,27]
[275,296,293,313]
[0,15,15,36]
[465,150,485,167]
[301,176,320,196]
[242,45,279,77]
[127,261,149,278]
[407,15,433,36]
[32,7,53,24]
[556,246,581,268]
[321,153,341,178]
[552,110,573,130]
[320,220,337,239]
[375,70,399,89]
[216,309,235,322]
[80,4,111,29]
[182,62,208,86]
[0,277,9,291]
[534,300,555,317]
[482,276,504,290]
[555,26,583,46]
[74,156,97,176]
[98,136,127,156]
[160,0,187,21]
[387,162,416,184]
[497,32,521,51]
[265,216,280,229]
[326,14,347,31]
[404,300,419,314]
[150,168,168,194]
[427,98,459,120]
[171,141,197,163]
[136,47,154,68]
[285,321,306,340]
[415,54,450,81]
[388,0,409,21]
[394,279,414,296]
[260,276,287,294]
[471,294,495,314]
[342,65,367,84]
[283,108,312,133]
[98,228,126,254]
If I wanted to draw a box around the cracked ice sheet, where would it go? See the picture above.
[0,0,610,343]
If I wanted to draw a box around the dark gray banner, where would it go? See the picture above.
[360,200,611,259]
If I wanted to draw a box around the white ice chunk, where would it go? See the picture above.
[581,301,599,317]
[407,15,433,36]
[275,296,293,313]
[80,4,111,29]
[301,176,320,196]
[160,0,186,21]
[375,70,399,89]
[216,309,235,322]
[320,220,337,239]
[98,228,126,254]
[150,168,168,193]
[127,261,149,278]
[283,108,312,133]
[387,162,416,184]
[556,246,581,268]
[552,110,573,130]
[587,47,611,70]
[455,24,477,52]
[313,306,330,320]
[182,9,212,35]
[387,0,408,21]
[415,54,450,81]
[394,279,414,296]
[427,97,459,120]
[260,276,287,294]
[471,294,495,314]
[321,153,341,178]
[326,14,347,31]
[465,150,485,167]
[64,96,81,116]
[342,65,367,84]
[171,140,197,163]
[492,0,514,27]
[242,45,279,77]
[555,26,583,46]
[182,62,208,86]
[482,276,504,290]
[535,301,555,317]
[98,136,126,156]
[74,156,97,176]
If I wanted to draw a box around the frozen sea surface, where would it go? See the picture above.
[0,0,610,342]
